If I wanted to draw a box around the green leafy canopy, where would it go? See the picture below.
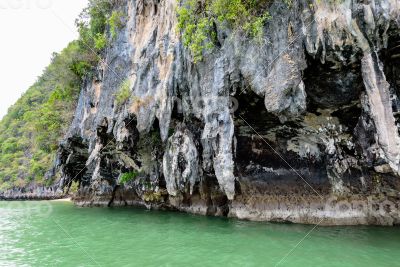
[177,0,273,62]
[0,0,127,191]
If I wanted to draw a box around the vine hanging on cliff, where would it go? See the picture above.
[177,0,272,62]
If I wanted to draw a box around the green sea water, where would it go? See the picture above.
[0,201,399,267]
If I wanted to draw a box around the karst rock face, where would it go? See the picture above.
[56,0,400,225]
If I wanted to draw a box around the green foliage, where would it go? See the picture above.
[115,79,132,106]
[0,0,124,191]
[88,0,110,34]
[0,182,12,192]
[0,2,126,192]
[76,0,112,48]
[108,11,125,39]
[143,191,163,202]
[177,0,272,62]
[120,171,139,185]
[70,60,92,79]
[0,41,83,190]
[69,180,80,194]
[177,0,215,62]
[94,33,108,50]
[76,2,126,53]
[75,0,114,71]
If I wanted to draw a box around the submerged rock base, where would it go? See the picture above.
[72,189,400,226]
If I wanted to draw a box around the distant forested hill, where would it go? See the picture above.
[0,42,84,190]
[0,0,114,191]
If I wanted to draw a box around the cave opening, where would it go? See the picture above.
[302,52,369,192]
[58,136,90,192]
[234,90,283,170]
[231,90,324,195]
[303,53,363,130]
[95,119,121,185]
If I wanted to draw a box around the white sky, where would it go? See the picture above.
[0,0,88,119]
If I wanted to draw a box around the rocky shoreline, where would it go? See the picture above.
[0,187,65,201]
[70,186,400,226]
[2,187,399,226]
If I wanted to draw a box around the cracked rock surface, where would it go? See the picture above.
[54,0,400,225]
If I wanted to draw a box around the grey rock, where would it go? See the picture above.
[50,0,400,225]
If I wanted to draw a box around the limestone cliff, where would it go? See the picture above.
[56,0,400,225]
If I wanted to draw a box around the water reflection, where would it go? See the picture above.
[0,201,399,267]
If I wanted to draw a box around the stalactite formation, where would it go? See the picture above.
[8,0,400,225]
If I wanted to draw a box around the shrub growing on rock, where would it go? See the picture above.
[115,79,132,107]
[177,0,272,62]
